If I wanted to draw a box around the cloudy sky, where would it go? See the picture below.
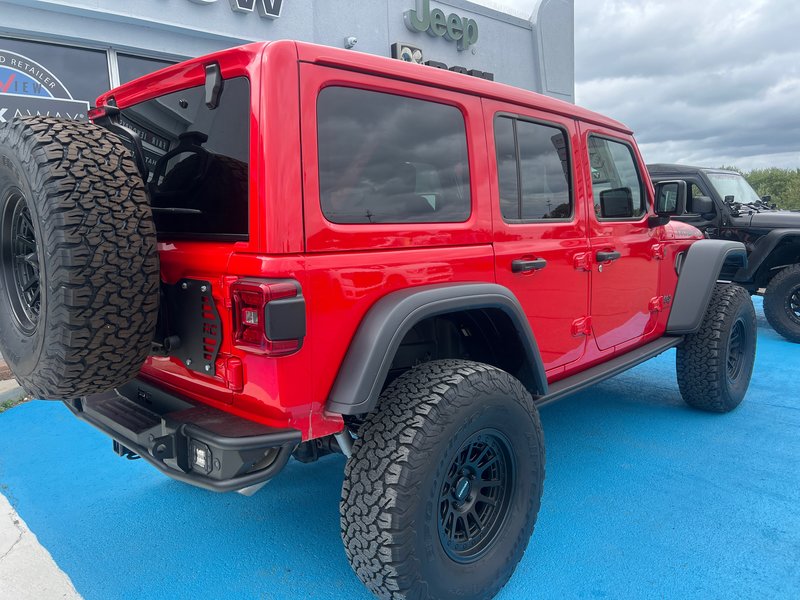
[477,0,800,171]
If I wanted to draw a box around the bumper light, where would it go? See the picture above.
[190,440,213,474]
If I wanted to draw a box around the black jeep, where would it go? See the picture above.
[649,164,800,342]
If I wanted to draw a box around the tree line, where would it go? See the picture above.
[722,166,800,210]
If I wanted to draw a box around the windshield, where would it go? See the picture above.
[707,172,761,205]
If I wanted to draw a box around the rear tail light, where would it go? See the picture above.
[231,280,305,356]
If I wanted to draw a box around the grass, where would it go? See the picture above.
[0,394,27,413]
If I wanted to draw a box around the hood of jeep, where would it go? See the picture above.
[663,220,704,240]
[747,210,800,229]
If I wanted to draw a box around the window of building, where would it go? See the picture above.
[494,116,572,221]
[118,54,175,84]
[0,37,110,120]
[317,86,471,224]
[588,136,645,219]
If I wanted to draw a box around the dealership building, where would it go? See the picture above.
[0,0,573,121]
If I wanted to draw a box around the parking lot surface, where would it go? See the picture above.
[0,298,798,599]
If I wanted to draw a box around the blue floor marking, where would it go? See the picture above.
[0,297,798,598]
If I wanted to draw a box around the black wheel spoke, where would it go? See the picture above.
[478,479,502,489]
[468,508,483,534]
[21,211,33,232]
[445,509,456,541]
[21,277,37,293]
[24,251,38,269]
[16,234,35,249]
[476,492,497,506]
[458,516,470,541]
[472,444,491,467]
[478,456,499,476]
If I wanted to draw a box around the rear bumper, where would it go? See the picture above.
[66,379,301,493]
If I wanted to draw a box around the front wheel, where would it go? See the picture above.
[340,360,545,600]
[763,264,800,343]
[676,284,756,412]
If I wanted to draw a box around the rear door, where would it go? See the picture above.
[485,99,590,372]
[581,126,661,350]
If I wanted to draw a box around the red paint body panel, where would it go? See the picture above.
[94,40,702,441]
[482,98,590,372]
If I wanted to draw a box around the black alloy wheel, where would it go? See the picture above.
[726,319,746,382]
[438,429,515,563]
[1,189,40,336]
[764,264,800,343]
[786,285,800,325]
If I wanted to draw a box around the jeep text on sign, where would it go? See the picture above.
[404,0,479,51]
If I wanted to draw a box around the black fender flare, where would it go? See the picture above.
[326,283,547,415]
[734,228,800,282]
[666,240,748,334]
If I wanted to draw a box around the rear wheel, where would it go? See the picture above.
[0,116,159,399]
[763,264,800,343]
[676,284,756,412]
[340,360,544,600]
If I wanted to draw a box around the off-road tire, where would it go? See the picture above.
[676,284,756,412]
[340,360,545,600]
[763,264,800,343]
[0,116,159,399]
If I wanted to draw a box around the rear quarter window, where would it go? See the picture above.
[120,76,250,240]
[317,86,471,224]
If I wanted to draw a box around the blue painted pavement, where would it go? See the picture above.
[0,297,798,599]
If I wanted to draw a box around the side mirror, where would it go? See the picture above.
[693,195,714,215]
[762,195,772,202]
[654,180,687,215]
[650,180,687,227]
[599,187,634,219]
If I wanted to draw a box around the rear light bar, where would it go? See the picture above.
[231,279,305,356]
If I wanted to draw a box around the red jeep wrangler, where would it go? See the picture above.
[0,41,755,599]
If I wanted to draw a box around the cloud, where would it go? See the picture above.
[474,0,800,170]
[573,0,800,169]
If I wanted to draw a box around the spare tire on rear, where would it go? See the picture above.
[0,116,159,399]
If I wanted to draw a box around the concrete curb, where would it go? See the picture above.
[0,379,24,405]
[0,494,82,599]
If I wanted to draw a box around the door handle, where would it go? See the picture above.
[595,250,621,262]
[511,258,547,273]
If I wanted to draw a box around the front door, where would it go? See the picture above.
[583,128,661,350]
[486,100,590,371]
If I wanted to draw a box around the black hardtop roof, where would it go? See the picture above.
[647,163,742,176]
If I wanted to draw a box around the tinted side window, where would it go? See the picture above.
[588,136,645,219]
[494,116,519,219]
[494,116,572,221]
[689,182,713,214]
[317,87,471,224]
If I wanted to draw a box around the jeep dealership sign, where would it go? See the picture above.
[404,0,479,51]
[0,50,88,123]
[188,0,284,19]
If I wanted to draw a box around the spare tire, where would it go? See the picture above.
[0,116,159,399]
